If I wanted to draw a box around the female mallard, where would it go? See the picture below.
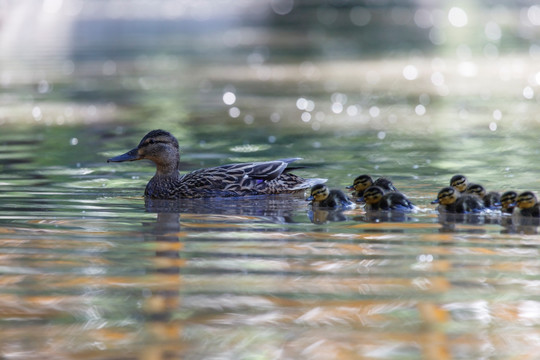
[307,184,355,209]
[515,191,540,217]
[432,186,484,213]
[363,185,414,211]
[108,130,326,199]
[346,174,397,199]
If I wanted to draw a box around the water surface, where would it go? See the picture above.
[3,1,540,359]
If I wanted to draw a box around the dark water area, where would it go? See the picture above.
[3,1,540,359]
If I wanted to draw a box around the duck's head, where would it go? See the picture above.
[363,186,385,205]
[346,174,373,192]
[450,174,468,193]
[516,191,538,210]
[433,186,459,205]
[465,183,486,198]
[108,130,180,174]
[501,191,518,210]
[307,183,330,202]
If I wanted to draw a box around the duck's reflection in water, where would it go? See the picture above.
[356,210,416,224]
[504,215,540,234]
[437,212,488,233]
[142,211,181,273]
[145,194,307,224]
[308,208,348,224]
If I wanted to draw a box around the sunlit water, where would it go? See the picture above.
[4,1,540,359]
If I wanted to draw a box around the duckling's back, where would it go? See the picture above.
[455,195,485,213]
[380,192,414,211]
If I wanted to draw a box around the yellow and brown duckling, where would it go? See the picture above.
[432,186,485,213]
[465,183,486,198]
[307,184,355,209]
[450,174,468,193]
[108,130,326,199]
[346,174,397,199]
[465,183,501,209]
[363,186,414,211]
[500,190,518,214]
[515,191,540,217]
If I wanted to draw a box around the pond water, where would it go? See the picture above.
[3,1,540,359]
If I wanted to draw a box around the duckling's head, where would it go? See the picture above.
[516,191,538,210]
[363,186,385,205]
[346,174,373,192]
[450,174,468,193]
[465,183,486,198]
[373,177,397,192]
[501,191,518,209]
[434,186,459,205]
[307,184,330,202]
[108,130,180,175]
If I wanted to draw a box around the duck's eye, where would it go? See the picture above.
[148,139,155,144]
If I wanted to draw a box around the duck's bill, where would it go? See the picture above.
[306,196,314,201]
[345,185,354,190]
[430,199,439,204]
[107,148,141,162]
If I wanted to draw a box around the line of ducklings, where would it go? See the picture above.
[307,173,540,218]
[433,174,539,217]
[307,174,415,211]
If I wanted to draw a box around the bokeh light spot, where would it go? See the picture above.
[271,0,294,16]
[223,92,236,105]
[403,65,419,80]
[448,7,468,27]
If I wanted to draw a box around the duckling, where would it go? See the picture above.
[500,191,518,214]
[346,175,397,198]
[515,191,540,217]
[450,174,468,193]
[432,186,484,213]
[108,129,326,199]
[374,177,398,193]
[483,191,501,209]
[363,186,414,211]
[346,174,373,198]
[307,184,355,209]
[465,183,500,209]
[465,183,486,198]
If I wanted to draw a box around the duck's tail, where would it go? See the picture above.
[290,177,328,191]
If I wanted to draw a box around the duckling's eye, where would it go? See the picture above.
[148,139,155,144]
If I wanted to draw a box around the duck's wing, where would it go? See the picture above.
[179,158,307,190]
[212,158,301,181]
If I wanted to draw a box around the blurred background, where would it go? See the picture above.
[2,0,540,187]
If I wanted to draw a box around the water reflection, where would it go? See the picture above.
[145,194,306,224]
[308,208,349,224]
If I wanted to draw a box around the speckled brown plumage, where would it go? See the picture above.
[108,129,326,199]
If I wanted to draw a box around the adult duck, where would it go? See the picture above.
[108,129,326,199]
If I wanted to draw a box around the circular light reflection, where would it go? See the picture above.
[229,107,240,118]
[403,65,419,80]
[270,0,294,16]
[223,92,236,105]
[448,7,468,27]
[350,7,371,26]
[523,86,534,99]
